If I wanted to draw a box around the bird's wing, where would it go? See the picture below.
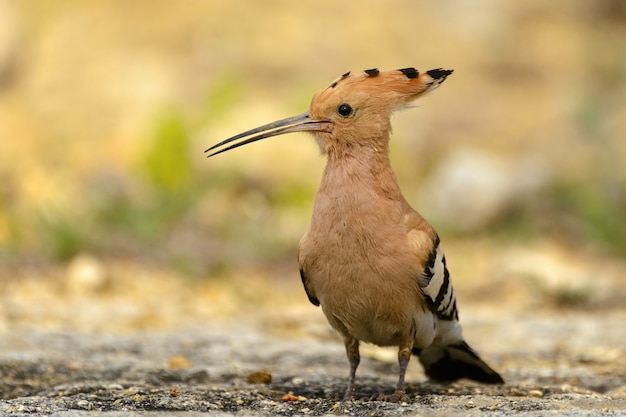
[411,231,459,321]
[299,268,320,306]
[298,232,320,307]
[410,230,505,383]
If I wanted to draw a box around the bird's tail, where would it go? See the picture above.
[413,341,504,384]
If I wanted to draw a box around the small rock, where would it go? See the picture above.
[76,400,93,410]
[282,393,298,402]
[247,370,272,384]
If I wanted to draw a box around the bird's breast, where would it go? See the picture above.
[299,185,427,346]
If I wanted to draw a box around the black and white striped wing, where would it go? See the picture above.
[415,234,505,384]
[418,234,458,321]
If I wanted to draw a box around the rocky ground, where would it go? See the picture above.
[1,262,625,416]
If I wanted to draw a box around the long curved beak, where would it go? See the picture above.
[205,112,331,157]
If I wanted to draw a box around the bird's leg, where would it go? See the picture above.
[342,337,360,401]
[389,346,412,403]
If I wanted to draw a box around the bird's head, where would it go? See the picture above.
[205,68,452,158]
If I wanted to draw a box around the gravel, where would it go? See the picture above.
[2,309,625,416]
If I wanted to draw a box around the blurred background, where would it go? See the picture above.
[0,0,625,332]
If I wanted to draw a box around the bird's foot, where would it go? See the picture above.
[367,390,410,403]
[389,389,410,403]
[341,389,355,402]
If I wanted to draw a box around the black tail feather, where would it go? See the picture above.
[413,342,504,384]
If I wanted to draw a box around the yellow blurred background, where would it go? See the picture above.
[0,1,625,330]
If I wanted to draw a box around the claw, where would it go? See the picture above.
[389,389,410,403]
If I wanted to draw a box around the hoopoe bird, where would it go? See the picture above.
[206,67,504,401]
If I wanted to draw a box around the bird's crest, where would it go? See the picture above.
[317,67,453,113]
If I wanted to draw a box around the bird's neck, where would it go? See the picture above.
[308,143,411,246]
[317,143,405,207]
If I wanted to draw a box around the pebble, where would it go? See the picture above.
[247,370,272,384]
[76,400,93,410]
[281,393,298,402]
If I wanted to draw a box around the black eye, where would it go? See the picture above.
[337,103,353,117]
